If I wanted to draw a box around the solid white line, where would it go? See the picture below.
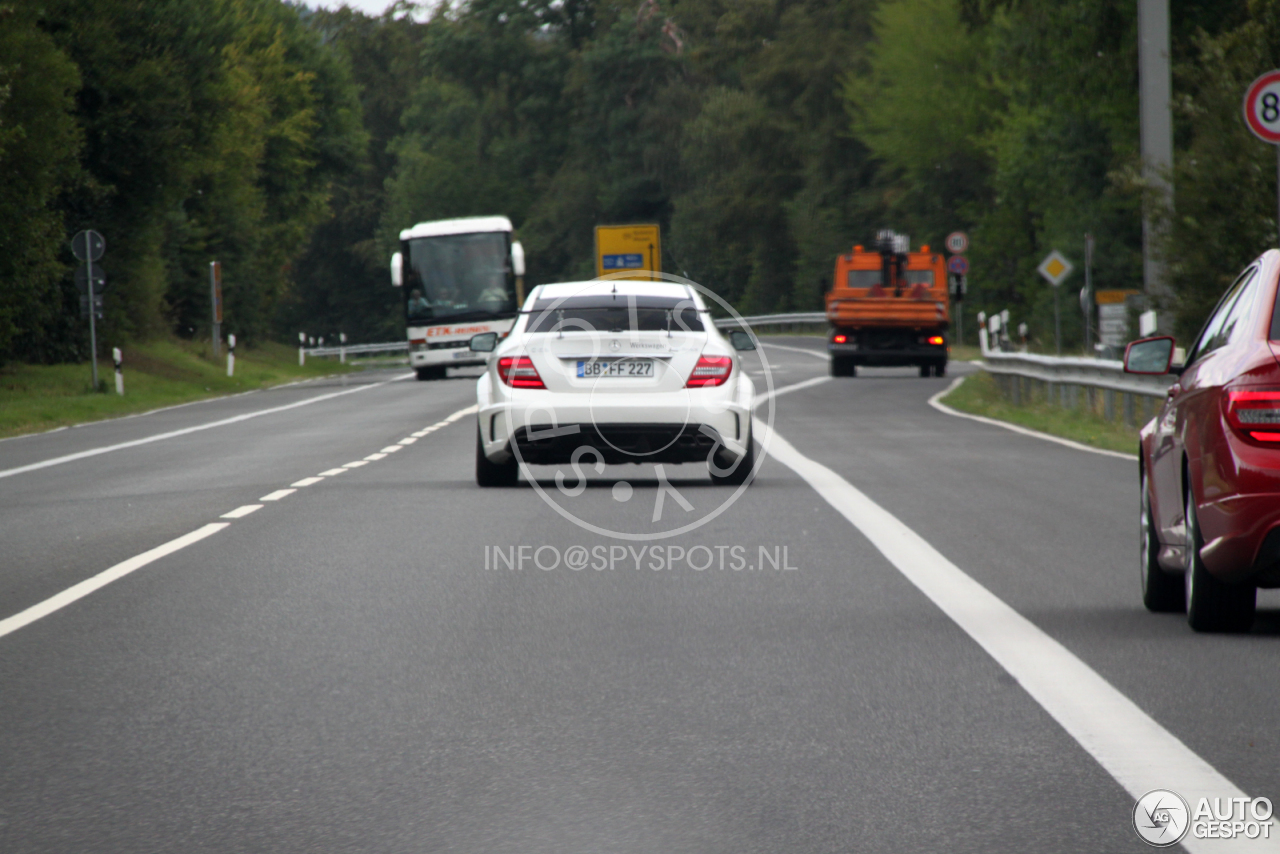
[0,373,416,481]
[290,477,323,487]
[760,341,828,361]
[318,468,346,477]
[259,489,295,501]
[220,504,262,519]
[759,422,1269,853]
[0,523,229,641]
[929,376,1137,461]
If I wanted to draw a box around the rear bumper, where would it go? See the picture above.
[511,423,734,466]
[1199,492,1280,585]
[828,343,947,366]
[411,348,487,368]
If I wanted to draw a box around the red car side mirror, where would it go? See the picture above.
[1124,336,1175,374]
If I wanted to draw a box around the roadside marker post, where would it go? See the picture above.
[112,348,123,395]
[299,332,306,366]
[339,332,347,364]
[227,334,236,377]
[1243,70,1280,247]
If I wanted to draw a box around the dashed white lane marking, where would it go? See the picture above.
[0,373,415,481]
[398,437,418,445]
[364,453,387,461]
[318,468,346,477]
[343,460,369,468]
[290,476,324,488]
[445,407,476,422]
[260,489,295,501]
[760,341,828,361]
[380,446,402,453]
[760,421,1269,853]
[929,376,1137,461]
[220,504,262,519]
[0,524,229,641]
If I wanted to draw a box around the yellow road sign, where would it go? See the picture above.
[595,224,661,280]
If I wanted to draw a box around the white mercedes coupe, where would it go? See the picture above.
[469,280,758,487]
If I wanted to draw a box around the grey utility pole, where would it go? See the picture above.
[1138,0,1173,334]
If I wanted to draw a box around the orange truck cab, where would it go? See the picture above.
[825,230,950,377]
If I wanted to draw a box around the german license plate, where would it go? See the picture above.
[576,359,654,378]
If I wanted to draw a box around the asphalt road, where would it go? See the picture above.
[2,340,1277,853]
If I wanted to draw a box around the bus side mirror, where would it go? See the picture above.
[390,252,403,287]
[728,330,756,351]
[511,241,525,277]
[469,332,499,352]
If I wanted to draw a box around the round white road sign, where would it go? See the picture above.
[1244,70,1280,144]
[945,231,968,254]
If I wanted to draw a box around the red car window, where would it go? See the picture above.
[1187,266,1256,365]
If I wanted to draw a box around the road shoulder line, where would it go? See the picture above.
[929,376,1137,461]
[759,421,1264,853]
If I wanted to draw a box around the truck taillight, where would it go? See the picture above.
[1224,387,1280,442]
[687,355,733,387]
[497,356,545,389]
[833,334,847,344]
[927,335,944,345]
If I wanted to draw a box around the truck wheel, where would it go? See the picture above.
[476,426,519,487]
[935,362,947,377]
[918,365,930,378]
[830,358,856,377]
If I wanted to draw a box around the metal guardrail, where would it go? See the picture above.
[305,341,407,358]
[978,337,1173,426]
[713,312,827,329]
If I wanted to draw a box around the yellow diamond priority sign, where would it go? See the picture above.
[1037,249,1074,287]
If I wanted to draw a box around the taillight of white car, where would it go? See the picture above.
[497,356,545,389]
[686,355,732,388]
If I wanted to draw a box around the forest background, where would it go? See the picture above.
[2,0,1279,364]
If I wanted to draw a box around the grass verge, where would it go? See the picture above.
[0,339,356,440]
[939,369,1141,456]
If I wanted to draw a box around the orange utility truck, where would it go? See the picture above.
[825,230,950,377]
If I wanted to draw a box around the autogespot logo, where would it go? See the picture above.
[499,272,777,542]
[1133,790,1190,847]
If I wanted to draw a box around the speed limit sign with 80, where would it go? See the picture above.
[1244,70,1280,143]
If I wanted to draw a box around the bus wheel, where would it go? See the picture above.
[416,366,445,381]
[476,427,519,487]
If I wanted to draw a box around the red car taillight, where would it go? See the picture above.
[497,356,545,389]
[1224,387,1280,442]
[686,355,733,388]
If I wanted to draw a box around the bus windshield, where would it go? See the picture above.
[404,232,515,324]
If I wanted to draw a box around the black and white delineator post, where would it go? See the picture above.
[299,332,306,366]
[339,332,347,364]
[227,333,236,377]
[113,347,123,395]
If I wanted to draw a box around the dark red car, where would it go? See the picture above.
[1127,250,1280,632]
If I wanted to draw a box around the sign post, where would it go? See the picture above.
[71,230,105,389]
[1037,249,1075,355]
[209,261,223,357]
[1243,70,1280,247]
[595,224,661,281]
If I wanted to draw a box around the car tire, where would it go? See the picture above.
[1141,472,1184,612]
[710,434,755,486]
[476,426,518,487]
[1184,488,1255,632]
[830,357,855,377]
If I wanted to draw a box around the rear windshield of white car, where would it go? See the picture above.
[526,295,705,333]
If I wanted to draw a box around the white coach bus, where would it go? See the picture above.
[390,216,525,381]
